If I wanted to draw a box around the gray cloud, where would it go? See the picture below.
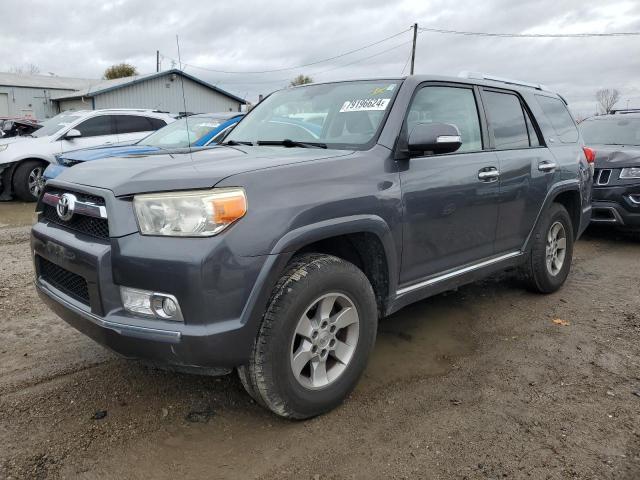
[1,0,639,115]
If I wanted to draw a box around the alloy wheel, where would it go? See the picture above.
[546,221,567,276]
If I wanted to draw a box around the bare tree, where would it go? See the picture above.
[596,88,620,114]
[9,63,40,75]
[290,74,313,87]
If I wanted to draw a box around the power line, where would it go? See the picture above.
[418,27,640,38]
[165,27,412,75]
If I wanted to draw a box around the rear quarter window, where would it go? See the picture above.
[535,95,579,143]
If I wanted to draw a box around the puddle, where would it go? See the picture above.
[0,202,35,228]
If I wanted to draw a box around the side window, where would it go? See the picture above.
[535,95,579,143]
[523,107,541,147]
[483,91,529,149]
[148,117,168,130]
[74,116,115,137]
[407,86,482,153]
[115,115,156,134]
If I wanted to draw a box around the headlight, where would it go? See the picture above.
[133,187,247,236]
[620,167,640,179]
[0,144,8,152]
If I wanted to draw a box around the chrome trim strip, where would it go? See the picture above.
[591,206,623,224]
[396,251,522,296]
[628,194,640,205]
[37,279,181,342]
[42,192,107,219]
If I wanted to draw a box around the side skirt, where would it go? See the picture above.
[386,251,525,316]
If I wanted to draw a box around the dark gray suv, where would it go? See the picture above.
[31,74,593,418]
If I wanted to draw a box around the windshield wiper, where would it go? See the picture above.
[257,139,327,149]
[221,140,254,146]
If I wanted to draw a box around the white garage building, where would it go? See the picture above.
[0,69,246,120]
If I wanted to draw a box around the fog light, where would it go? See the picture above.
[120,286,183,322]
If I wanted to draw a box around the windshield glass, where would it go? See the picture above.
[580,117,640,146]
[33,113,81,138]
[225,80,400,148]
[141,116,224,148]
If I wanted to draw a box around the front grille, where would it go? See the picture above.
[38,256,90,305]
[43,204,110,239]
[596,169,612,186]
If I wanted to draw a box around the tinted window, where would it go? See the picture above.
[115,115,156,134]
[407,86,482,153]
[535,95,579,143]
[483,91,529,149]
[580,117,640,146]
[75,116,115,137]
[148,117,168,130]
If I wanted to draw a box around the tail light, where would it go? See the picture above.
[583,146,596,164]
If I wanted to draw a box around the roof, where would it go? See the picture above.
[51,69,246,104]
[0,72,96,90]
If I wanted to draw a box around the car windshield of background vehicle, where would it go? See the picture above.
[32,113,82,138]
[225,80,400,149]
[142,117,223,148]
[580,117,640,146]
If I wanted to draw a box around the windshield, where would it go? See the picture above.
[141,116,225,148]
[32,113,81,138]
[225,80,400,148]
[580,117,640,146]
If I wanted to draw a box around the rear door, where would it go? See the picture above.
[114,115,166,144]
[480,88,555,252]
[59,114,118,152]
[399,83,500,285]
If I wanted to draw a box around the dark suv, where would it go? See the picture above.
[580,110,640,230]
[31,74,593,419]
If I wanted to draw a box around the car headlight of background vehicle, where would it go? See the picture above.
[620,167,640,179]
[0,144,8,152]
[133,187,247,236]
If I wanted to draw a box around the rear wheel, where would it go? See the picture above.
[521,203,574,293]
[239,254,378,419]
[13,160,47,201]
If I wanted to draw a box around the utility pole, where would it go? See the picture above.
[156,50,160,72]
[410,23,418,75]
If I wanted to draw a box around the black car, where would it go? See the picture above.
[580,110,640,230]
[32,74,593,419]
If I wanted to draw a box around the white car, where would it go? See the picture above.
[0,109,175,201]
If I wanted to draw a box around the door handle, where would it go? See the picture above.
[538,161,557,172]
[478,168,499,181]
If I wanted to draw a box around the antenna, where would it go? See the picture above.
[175,35,193,158]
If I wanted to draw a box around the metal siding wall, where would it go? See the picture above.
[58,98,93,112]
[0,86,73,119]
[92,75,241,113]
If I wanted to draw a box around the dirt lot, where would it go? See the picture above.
[0,201,638,480]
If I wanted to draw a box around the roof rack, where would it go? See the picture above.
[458,71,550,91]
[611,108,640,114]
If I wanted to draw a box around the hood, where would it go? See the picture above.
[52,145,355,196]
[60,144,160,162]
[590,144,640,169]
[0,135,31,146]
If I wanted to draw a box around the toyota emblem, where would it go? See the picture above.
[56,193,77,221]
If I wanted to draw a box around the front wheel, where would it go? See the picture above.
[13,160,47,201]
[238,254,378,419]
[521,203,574,293]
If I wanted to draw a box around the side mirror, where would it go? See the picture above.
[408,122,462,155]
[64,128,82,140]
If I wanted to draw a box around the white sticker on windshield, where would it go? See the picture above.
[340,98,390,112]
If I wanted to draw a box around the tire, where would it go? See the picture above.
[239,253,378,419]
[521,203,574,293]
[12,160,47,202]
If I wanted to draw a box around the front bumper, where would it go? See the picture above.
[31,213,279,369]
[591,184,640,229]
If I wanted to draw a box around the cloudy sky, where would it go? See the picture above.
[1,0,639,117]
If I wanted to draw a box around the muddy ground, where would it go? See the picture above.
[0,201,638,480]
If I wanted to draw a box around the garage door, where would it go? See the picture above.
[0,93,8,116]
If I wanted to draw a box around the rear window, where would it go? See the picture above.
[535,95,579,143]
[483,91,530,149]
[115,115,156,134]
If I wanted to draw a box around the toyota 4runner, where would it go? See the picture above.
[31,74,593,419]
